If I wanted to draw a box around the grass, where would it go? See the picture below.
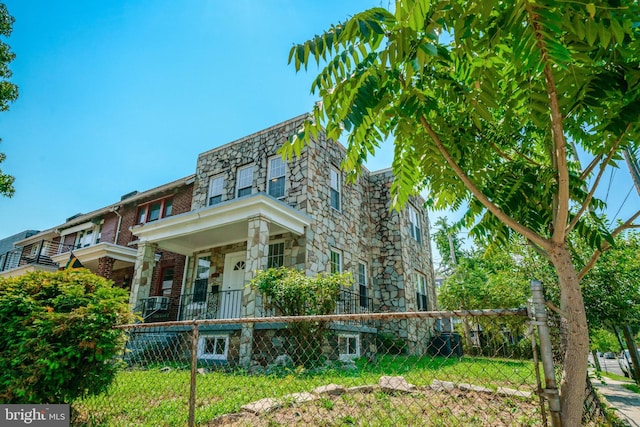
[72,355,539,427]
[598,371,633,382]
[622,383,640,394]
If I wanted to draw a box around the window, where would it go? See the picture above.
[163,199,173,217]
[330,168,341,211]
[330,249,342,274]
[236,165,253,197]
[159,267,174,296]
[409,206,422,243]
[358,262,369,310]
[193,256,210,303]
[75,229,94,248]
[208,176,225,206]
[267,242,285,268]
[338,334,360,361]
[148,202,162,222]
[76,229,92,248]
[197,335,229,360]
[414,272,428,311]
[268,156,286,199]
[136,198,174,224]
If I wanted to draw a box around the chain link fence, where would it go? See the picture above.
[72,306,562,427]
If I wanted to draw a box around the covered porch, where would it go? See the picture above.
[130,194,312,322]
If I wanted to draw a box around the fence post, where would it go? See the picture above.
[530,280,562,427]
[188,322,199,427]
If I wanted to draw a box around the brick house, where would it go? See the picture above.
[0,175,195,323]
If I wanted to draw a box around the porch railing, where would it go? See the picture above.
[336,288,373,315]
[178,289,243,321]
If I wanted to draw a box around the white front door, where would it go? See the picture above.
[220,252,245,318]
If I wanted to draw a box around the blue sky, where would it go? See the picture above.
[0,0,394,237]
[0,1,637,259]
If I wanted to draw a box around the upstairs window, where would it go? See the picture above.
[414,272,428,311]
[330,168,341,211]
[208,176,225,206]
[75,229,94,249]
[237,165,253,198]
[330,248,342,274]
[74,223,102,249]
[267,242,285,268]
[268,156,286,199]
[137,198,173,224]
[409,206,422,243]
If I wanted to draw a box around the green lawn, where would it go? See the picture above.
[73,355,539,426]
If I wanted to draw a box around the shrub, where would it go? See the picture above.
[0,269,134,403]
[251,267,352,366]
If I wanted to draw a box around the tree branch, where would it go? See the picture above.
[526,4,570,245]
[578,208,640,280]
[580,154,602,181]
[418,115,549,249]
[567,123,631,233]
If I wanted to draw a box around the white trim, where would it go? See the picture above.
[131,194,311,255]
[338,333,360,361]
[50,242,137,266]
[197,334,229,360]
[330,248,343,274]
[60,221,95,236]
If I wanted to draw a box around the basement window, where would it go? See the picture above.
[198,335,229,360]
[338,334,360,361]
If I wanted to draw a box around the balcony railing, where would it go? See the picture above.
[0,240,73,273]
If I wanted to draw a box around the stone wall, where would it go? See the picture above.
[192,115,309,211]
[187,115,436,352]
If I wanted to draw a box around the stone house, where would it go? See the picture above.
[129,114,436,364]
[0,114,437,365]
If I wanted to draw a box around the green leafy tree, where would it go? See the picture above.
[286,1,640,422]
[0,2,18,197]
[0,270,134,403]
[432,216,466,273]
[251,267,352,366]
[589,328,618,354]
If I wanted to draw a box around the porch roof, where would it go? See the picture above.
[131,193,312,255]
[51,242,137,271]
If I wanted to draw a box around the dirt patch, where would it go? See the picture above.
[206,387,542,426]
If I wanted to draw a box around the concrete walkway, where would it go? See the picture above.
[592,377,640,426]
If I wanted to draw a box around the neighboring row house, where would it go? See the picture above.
[0,114,437,364]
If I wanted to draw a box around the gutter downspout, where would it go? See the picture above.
[112,206,123,245]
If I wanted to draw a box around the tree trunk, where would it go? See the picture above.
[622,324,640,385]
[591,349,601,372]
[548,244,590,426]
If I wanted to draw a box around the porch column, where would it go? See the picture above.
[97,256,116,279]
[129,241,158,310]
[239,215,270,367]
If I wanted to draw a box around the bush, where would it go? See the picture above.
[251,267,352,366]
[0,269,134,403]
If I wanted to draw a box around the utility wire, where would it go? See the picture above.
[612,185,634,222]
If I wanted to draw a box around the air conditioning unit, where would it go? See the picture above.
[145,296,169,312]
